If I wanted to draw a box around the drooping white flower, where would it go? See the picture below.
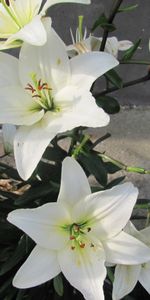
[2,124,16,154]
[113,221,150,300]
[68,26,133,58]
[7,157,150,300]
[0,0,91,49]
[0,18,119,180]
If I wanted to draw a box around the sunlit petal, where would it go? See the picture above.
[13,245,60,288]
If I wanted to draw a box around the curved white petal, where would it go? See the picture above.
[103,231,150,265]
[139,262,150,294]
[15,0,43,19]
[7,203,70,250]
[0,86,44,125]
[41,0,91,15]
[14,118,61,180]
[90,36,101,51]
[13,245,60,288]
[55,88,110,130]
[118,40,133,51]
[105,37,119,57]
[19,19,70,91]
[112,264,141,300]
[70,51,119,91]
[6,16,47,46]
[2,124,16,154]
[57,157,91,209]
[58,244,106,300]
[73,183,138,239]
[0,52,19,86]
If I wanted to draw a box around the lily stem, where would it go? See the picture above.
[71,135,90,159]
[100,0,124,51]
[99,153,150,174]
[94,72,150,97]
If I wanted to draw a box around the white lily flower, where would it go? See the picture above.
[0,18,119,180]
[7,157,150,299]
[113,221,150,300]
[2,124,16,154]
[68,28,133,58]
[0,0,91,49]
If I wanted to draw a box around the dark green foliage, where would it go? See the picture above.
[96,95,120,114]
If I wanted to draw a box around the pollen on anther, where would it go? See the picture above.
[80,243,85,249]
[70,235,75,240]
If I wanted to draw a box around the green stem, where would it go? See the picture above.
[107,267,114,283]
[71,135,90,159]
[91,133,111,149]
[99,153,150,174]
[68,128,80,155]
[94,72,150,97]
[78,15,84,41]
[120,59,150,65]
[100,0,124,51]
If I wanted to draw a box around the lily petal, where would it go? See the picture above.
[14,117,61,180]
[0,52,19,86]
[54,88,110,130]
[7,203,70,250]
[41,0,91,15]
[70,51,119,91]
[2,124,16,154]
[139,262,150,294]
[6,15,47,46]
[57,157,91,209]
[73,183,138,239]
[113,264,141,300]
[19,19,70,91]
[103,231,150,265]
[0,86,44,125]
[58,243,106,300]
[13,245,60,288]
[118,40,133,51]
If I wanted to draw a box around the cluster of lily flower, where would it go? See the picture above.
[0,1,150,300]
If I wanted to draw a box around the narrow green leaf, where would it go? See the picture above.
[16,290,26,300]
[105,69,123,88]
[0,235,33,275]
[96,96,120,114]
[122,39,141,61]
[79,152,107,186]
[104,162,121,174]
[53,274,64,296]
[92,13,116,32]
[106,176,125,189]
[43,145,67,162]
[118,4,138,13]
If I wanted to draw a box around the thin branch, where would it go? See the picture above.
[94,72,150,97]
[100,0,124,51]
